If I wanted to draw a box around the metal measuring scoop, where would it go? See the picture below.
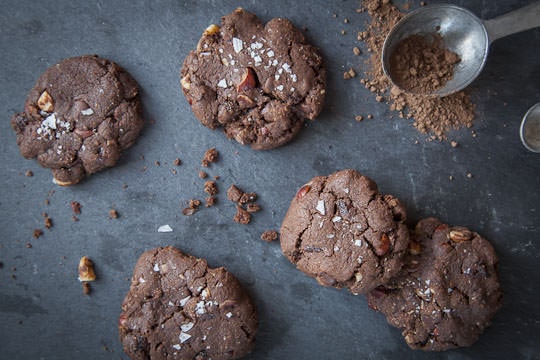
[521,103,540,152]
[382,2,540,97]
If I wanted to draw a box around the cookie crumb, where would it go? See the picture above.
[355,115,364,122]
[33,229,43,238]
[450,141,459,148]
[227,184,244,203]
[343,68,356,80]
[466,172,473,179]
[204,180,218,196]
[234,205,251,224]
[261,230,279,242]
[155,161,161,167]
[173,158,182,166]
[199,171,208,179]
[449,175,454,180]
[26,243,32,249]
[25,170,34,177]
[44,216,53,229]
[205,196,217,207]
[183,199,201,216]
[353,47,361,55]
[109,209,119,219]
[367,114,373,119]
[246,203,261,213]
[201,148,219,167]
[82,282,91,295]
[71,201,82,215]
[72,215,79,222]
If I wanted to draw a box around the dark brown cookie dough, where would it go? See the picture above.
[280,169,409,295]
[180,8,326,150]
[119,246,257,360]
[367,218,502,351]
[11,55,144,185]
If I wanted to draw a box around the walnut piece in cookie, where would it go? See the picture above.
[280,169,409,295]
[11,55,144,186]
[367,218,502,351]
[119,246,258,360]
[180,8,326,150]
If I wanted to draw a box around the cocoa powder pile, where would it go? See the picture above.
[389,34,461,94]
[359,0,475,140]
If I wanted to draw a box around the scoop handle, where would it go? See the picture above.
[484,1,540,44]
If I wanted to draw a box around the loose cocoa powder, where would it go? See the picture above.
[359,0,475,139]
[389,33,460,94]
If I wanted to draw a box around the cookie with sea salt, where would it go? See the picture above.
[367,218,502,351]
[280,169,409,294]
[119,246,258,360]
[180,8,326,150]
[11,55,144,185]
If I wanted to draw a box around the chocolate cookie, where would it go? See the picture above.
[280,169,409,294]
[119,246,258,360]
[180,8,326,150]
[367,218,502,351]
[11,55,144,185]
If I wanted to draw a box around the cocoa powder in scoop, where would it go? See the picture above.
[389,33,461,94]
[359,0,475,140]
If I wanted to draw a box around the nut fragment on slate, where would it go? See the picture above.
[261,230,279,242]
[201,147,218,167]
[78,256,96,282]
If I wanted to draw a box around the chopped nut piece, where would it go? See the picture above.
[180,75,191,90]
[296,184,311,199]
[25,170,34,177]
[37,90,54,112]
[355,115,364,122]
[353,46,361,55]
[203,24,220,36]
[233,205,251,224]
[450,141,459,148]
[205,196,216,207]
[261,230,278,242]
[44,216,52,229]
[375,233,390,256]
[173,158,182,166]
[78,256,96,282]
[198,171,208,179]
[201,148,218,167]
[237,67,258,92]
[183,199,201,216]
[33,229,43,238]
[448,228,473,243]
[82,282,91,295]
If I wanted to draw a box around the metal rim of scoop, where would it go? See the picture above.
[381,4,489,97]
[520,102,540,153]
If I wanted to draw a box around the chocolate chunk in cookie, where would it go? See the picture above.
[11,55,144,185]
[280,169,409,294]
[180,8,326,150]
[119,246,257,360]
[367,218,502,351]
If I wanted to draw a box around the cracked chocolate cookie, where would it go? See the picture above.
[280,169,409,295]
[180,8,326,150]
[11,55,144,185]
[119,246,257,360]
[367,218,502,351]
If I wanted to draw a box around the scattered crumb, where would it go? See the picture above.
[450,141,459,148]
[367,114,373,119]
[71,201,82,215]
[355,115,364,122]
[44,198,50,205]
[82,282,91,295]
[25,170,33,177]
[174,158,182,166]
[33,229,43,239]
[109,209,119,219]
[44,216,53,229]
[261,230,279,242]
[183,199,201,216]
[201,148,219,167]
[78,256,96,282]
[26,243,32,249]
[72,215,79,222]
[353,47,361,55]
[466,172,473,179]
[204,180,218,196]
[343,18,349,24]
[449,175,454,180]
[226,184,244,203]
[155,161,161,166]
[246,203,261,213]
[199,171,208,179]
[205,196,217,207]
[234,205,251,224]
[122,183,129,189]
[239,192,257,205]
